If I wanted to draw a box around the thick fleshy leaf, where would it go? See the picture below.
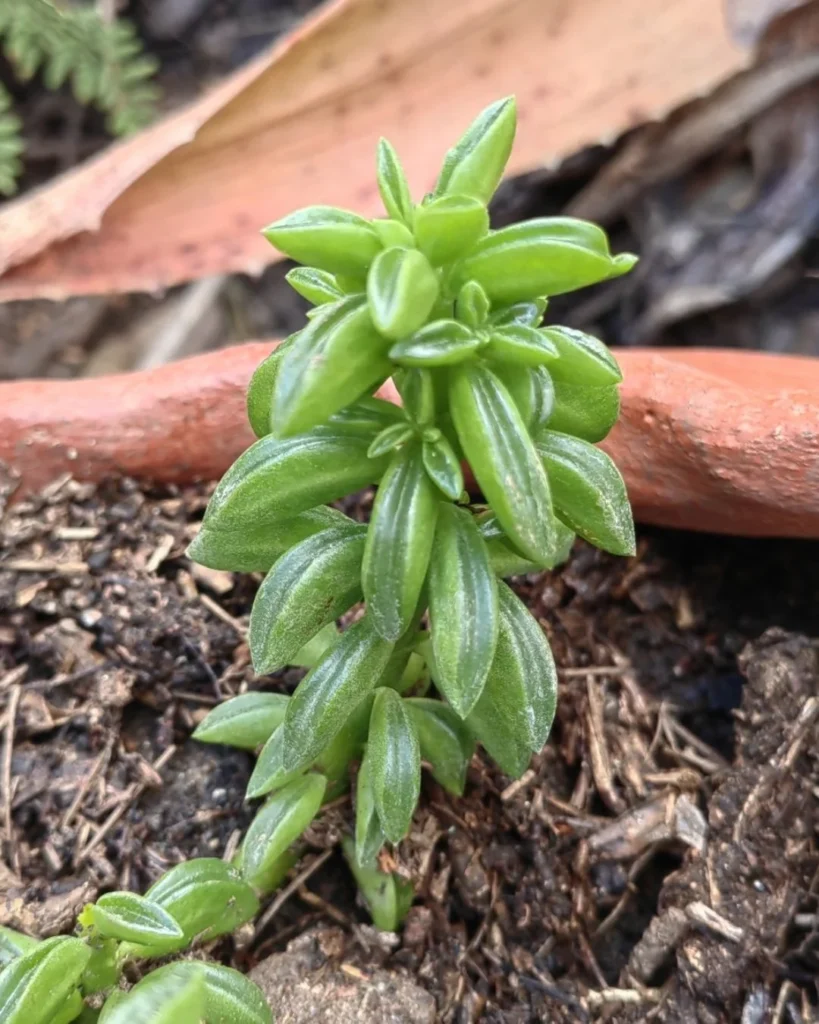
[405,698,475,795]
[367,688,421,843]
[413,194,489,265]
[246,338,294,439]
[367,422,414,458]
[193,692,289,750]
[489,363,553,433]
[449,362,556,565]
[79,939,119,996]
[101,964,204,1024]
[241,775,327,893]
[282,616,394,772]
[490,299,547,327]
[394,367,436,426]
[455,280,490,327]
[354,750,385,866]
[187,505,351,574]
[421,433,463,500]
[245,725,304,799]
[199,432,388,534]
[428,504,498,717]
[131,963,273,1024]
[84,893,184,950]
[272,296,391,436]
[486,324,559,367]
[362,444,439,640]
[452,218,637,303]
[50,991,84,1024]
[263,205,382,276]
[536,431,635,555]
[286,267,346,306]
[543,379,620,443]
[372,218,415,249]
[434,96,517,203]
[249,524,366,673]
[540,325,622,385]
[466,582,558,775]
[478,513,575,576]
[0,926,39,967]
[367,247,439,340]
[377,138,413,227]
[341,836,414,933]
[389,319,479,367]
[0,937,90,1024]
[326,396,406,438]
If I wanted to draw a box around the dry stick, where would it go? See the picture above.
[198,593,247,636]
[253,848,334,940]
[2,685,21,869]
[61,741,112,829]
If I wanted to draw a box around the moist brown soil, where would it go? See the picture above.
[0,472,817,1022]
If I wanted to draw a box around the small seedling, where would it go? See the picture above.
[190,96,636,929]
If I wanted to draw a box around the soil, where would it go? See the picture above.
[0,473,817,1022]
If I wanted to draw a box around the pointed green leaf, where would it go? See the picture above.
[249,524,366,674]
[434,96,517,203]
[449,362,556,564]
[362,444,439,640]
[536,431,635,555]
[372,218,415,249]
[413,194,489,265]
[367,422,415,458]
[377,139,414,226]
[394,367,436,426]
[246,725,304,799]
[240,775,326,893]
[131,963,273,1024]
[452,218,635,302]
[272,296,391,436]
[428,505,498,717]
[543,379,621,442]
[406,698,475,795]
[263,206,382,275]
[541,326,622,385]
[0,937,90,1024]
[327,396,406,438]
[341,836,414,932]
[367,247,439,340]
[367,689,421,843]
[199,432,388,534]
[193,692,289,750]
[455,280,490,327]
[477,512,575,576]
[0,926,39,967]
[421,434,463,500]
[85,893,184,950]
[282,616,394,772]
[489,364,553,433]
[466,583,557,775]
[187,505,351,574]
[354,750,386,866]
[286,267,345,305]
[246,338,295,439]
[486,324,559,367]
[50,990,84,1024]
[101,964,204,1024]
[389,319,479,367]
[490,299,547,327]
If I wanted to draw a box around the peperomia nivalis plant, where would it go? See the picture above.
[189,96,636,929]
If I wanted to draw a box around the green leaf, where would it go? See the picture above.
[455,280,490,327]
[367,247,439,340]
[291,621,339,668]
[405,698,475,795]
[0,937,91,1024]
[272,296,391,436]
[286,267,345,306]
[421,433,463,500]
[341,836,414,932]
[246,340,293,439]
[452,218,635,303]
[282,616,394,772]
[413,194,489,265]
[193,692,289,750]
[449,362,556,565]
[101,964,204,1024]
[371,218,415,249]
[79,939,119,996]
[536,431,635,555]
[544,379,620,443]
[478,513,575,576]
[377,139,414,226]
[367,689,421,844]
[187,505,351,574]
[245,725,305,799]
[0,926,39,967]
[486,325,559,367]
[199,431,388,534]
[394,368,436,426]
[134,963,273,1024]
[249,524,366,674]
[367,422,415,458]
[131,859,259,956]
[240,775,327,893]
[263,206,382,276]
[490,299,547,327]
[434,96,517,203]
[50,990,84,1024]
[541,325,622,385]
[428,505,498,717]
[354,751,385,866]
[362,444,439,640]
[389,319,479,367]
[466,582,557,776]
[489,363,552,433]
[84,893,184,951]
[327,396,406,438]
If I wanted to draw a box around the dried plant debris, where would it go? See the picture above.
[0,473,817,1020]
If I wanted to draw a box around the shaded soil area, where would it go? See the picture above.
[0,474,817,1021]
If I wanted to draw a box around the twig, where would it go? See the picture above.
[586,676,625,813]
[198,593,247,636]
[685,901,744,943]
[253,848,333,939]
[2,685,21,867]
[61,741,112,829]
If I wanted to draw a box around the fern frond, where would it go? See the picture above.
[0,83,24,196]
